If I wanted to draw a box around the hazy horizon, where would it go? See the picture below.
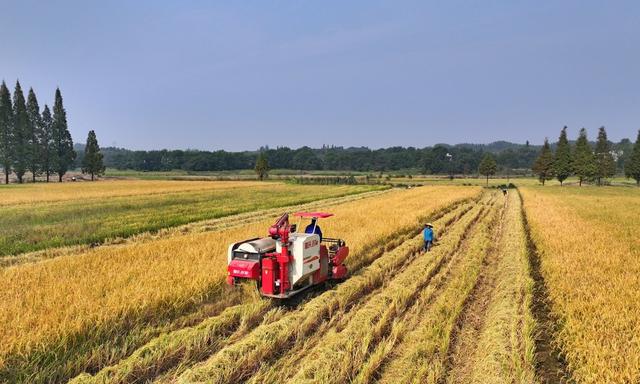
[2,1,639,151]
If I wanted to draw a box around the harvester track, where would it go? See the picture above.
[165,193,498,383]
[71,192,481,384]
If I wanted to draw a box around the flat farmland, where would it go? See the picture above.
[521,186,640,384]
[0,180,383,255]
[1,184,483,382]
[3,180,637,384]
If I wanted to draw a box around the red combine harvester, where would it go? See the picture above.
[226,212,349,298]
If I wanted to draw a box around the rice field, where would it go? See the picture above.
[521,186,640,384]
[2,179,635,384]
[0,180,382,255]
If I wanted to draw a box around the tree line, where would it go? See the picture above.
[0,80,105,184]
[101,137,635,178]
[0,81,75,183]
[532,126,640,186]
[100,142,544,174]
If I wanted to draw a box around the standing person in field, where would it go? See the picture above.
[423,223,435,252]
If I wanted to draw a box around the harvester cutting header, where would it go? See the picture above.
[226,212,349,298]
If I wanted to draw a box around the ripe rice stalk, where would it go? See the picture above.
[288,194,499,384]
[0,186,480,383]
[1,188,390,268]
[375,194,501,384]
[73,200,475,384]
[0,180,267,206]
[521,186,640,384]
[0,181,379,256]
[447,191,536,384]
[176,193,490,383]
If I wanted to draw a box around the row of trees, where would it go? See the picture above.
[0,81,76,183]
[533,126,640,185]
[102,143,542,174]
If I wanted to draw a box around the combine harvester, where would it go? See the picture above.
[226,212,349,298]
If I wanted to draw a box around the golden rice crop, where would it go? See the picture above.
[72,201,477,384]
[1,188,388,268]
[367,193,500,384]
[0,179,268,206]
[289,198,497,384]
[174,194,486,383]
[0,182,378,255]
[521,186,640,384]
[0,185,479,382]
[445,191,536,384]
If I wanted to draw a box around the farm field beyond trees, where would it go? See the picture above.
[521,186,640,384]
[0,180,382,256]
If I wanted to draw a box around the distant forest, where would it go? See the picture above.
[75,139,634,175]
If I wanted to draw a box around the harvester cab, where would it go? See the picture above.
[226,212,349,299]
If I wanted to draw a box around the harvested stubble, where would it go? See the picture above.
[521,186,640,384]
[175,193,490,383]
[375,192,501,384]
[294,192,498,384]
[245,202,480,384]
[445,191,536,384]
[71,200,476,384]
[0,185,479,383]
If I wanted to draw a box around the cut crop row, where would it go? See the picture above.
[172,193,492,383]
[71,193,478,384]
[0,186,480,383]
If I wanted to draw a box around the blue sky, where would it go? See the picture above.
[1,1,639,150]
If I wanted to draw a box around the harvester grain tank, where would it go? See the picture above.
[226,212,349,298]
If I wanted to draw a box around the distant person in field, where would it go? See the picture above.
[423,223,435,252]
[305,218,323,241]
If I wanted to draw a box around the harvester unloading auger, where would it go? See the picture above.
[226,212,349,299]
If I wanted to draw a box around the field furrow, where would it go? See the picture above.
[444,191,536,384]
[167,193,494,384]
[70,200,478,384]
[0,186,479,383]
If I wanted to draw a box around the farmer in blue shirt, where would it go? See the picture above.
[305,218,323,241]
[423,223,435,252]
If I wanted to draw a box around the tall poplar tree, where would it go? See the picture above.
[573,128,596,186]
[40,105,54,182]
[26,88,43,182]
[51,88,76,182]
[553,126,572,185]
[0,82,12,184]
[532,138,554,185]
[625,130,640,186]
[81,130,105,180]
[12,81,29,183]
[594,126,615,185]
[478,153,497,186]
